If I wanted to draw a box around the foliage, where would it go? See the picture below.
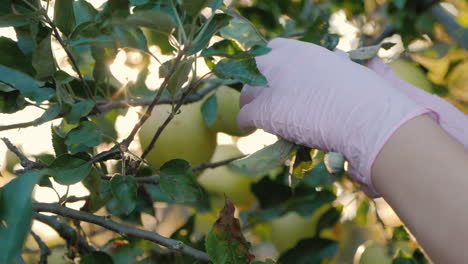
[0,0,466,263]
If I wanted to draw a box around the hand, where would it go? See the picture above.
[367,58,468,149]
[237,38,432,197]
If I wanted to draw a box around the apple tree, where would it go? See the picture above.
[0,0,467,263]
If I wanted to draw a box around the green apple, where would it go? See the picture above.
[209,85,252,137]
[356,243,392,264]
[197,144,256,209]
[388,59,433,93]
[270,205,333,253]
[139,101,217,168]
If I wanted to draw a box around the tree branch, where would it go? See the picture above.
[0,82,220,133]
[96,83,220,112]
[140,75,210,161]
[430,4,468,50]
[34,213,95,255]
[42,13,95,102]
[30,231,51,264]
[33,203,211,263]
[101,175,160,185]
[192,154,247,171]
[1,138,47,170]
[120,51,186,148]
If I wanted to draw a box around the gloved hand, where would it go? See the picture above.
[367,58,468,149]
[237,38,433,197]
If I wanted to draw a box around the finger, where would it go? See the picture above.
[237,101,260,135]
[239,85,265,107]
[366,57,400,82]
[333,49,351,60]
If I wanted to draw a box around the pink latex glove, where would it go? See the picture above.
[367,58,468,149]
[237,38,433,197]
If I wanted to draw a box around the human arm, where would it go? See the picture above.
[372,114,468,263]
[237,38,468,263]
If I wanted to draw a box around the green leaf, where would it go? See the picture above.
[54,0,76,36]
[65,121,103,154]
[393,0,406,9]
[165,58,194,96]
[201,39,243,57]
[315,206,342,236]
[393,226,410,241]
[205,198,254,263]
[32,104,61,126]
[0,0,37,27]
[0,90,27,114]
[200,39,266,59]
[120,10,175,34]
[252,260,277,264]
[412,249,429,264]
[38,175,54,188]
[110,174,138,215]
[213,58,267,86]
[0,36,35,75]
[80,251,114,264]
[0,65,54,102]
[251,176,292,209]
[54,70,75,85]
[52,126,68,157]
[278,238,338,264]
[47,154,92,185]
[356,199,370,225]
[112,27,148,51]
[109,243,143,264]
[142,28,175,55]
[231,139,298,176]
[159,159,204,203]
[285,187,336,217]
[302,162,334,187]
[182,0,210,17]
[0,170,44,264]
[209,0,224,11]
[32,33,56,80]
[82,169,113,213]
[219,13,266,49]
[201,94,217,127]
[393,257,418,264]
[73,0,98,26]
[66,100,96,125]
[187,13,232,55]
[91,109,122,143]
[70,35,116,48]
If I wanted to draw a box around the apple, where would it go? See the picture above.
[139,101,217,168]
[209,85,252,137]
[355,243,392,264]
[197,144,256,209]
[270,205,333,253]
[388,59,433,93]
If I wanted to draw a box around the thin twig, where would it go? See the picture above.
[34,213,95,255]
[140,73,212,160]
[33,203,211,263]
[192,155,247,171]
[1,138,48,170]
[120,50,186,148]
[42,14,95,102]
[30,231,51,264]
[0,83,220,133]
[101,175,160,185]
[63,195,89,203]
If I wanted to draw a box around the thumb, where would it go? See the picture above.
[237,100,260,135]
